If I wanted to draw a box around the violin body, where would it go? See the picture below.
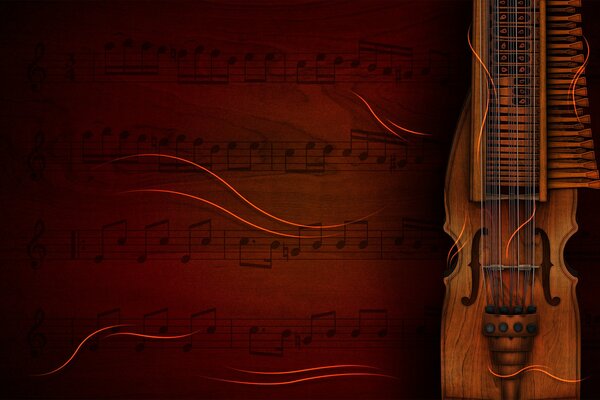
[441,99,581,399]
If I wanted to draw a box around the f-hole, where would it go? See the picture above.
[462,228,484,306]
[536,227,560,306]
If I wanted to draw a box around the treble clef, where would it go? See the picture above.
[27,131,45,181]
[27,309,46,358]
[27,219,46,269]
[27,42,46,92]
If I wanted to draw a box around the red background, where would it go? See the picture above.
[0,1,599,398]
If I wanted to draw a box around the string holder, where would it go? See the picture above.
[483,312,539,400]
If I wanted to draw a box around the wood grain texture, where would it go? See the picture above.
[442,97,581,399]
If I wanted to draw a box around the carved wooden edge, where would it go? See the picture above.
[555,188,581,394]
[443,94,472,281]
[540,0,548,201]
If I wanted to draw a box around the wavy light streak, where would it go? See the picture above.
[488,365,584,383]
[447,214,468,266]
[99,153,381,230]
[570,36,589,123]
[31,324,132,377]
[504,203,536,259]
[103,330,202,340]
[122,189,326,239]
[351,91,409,142]
[229,364,381,375]
[201,372,398,386]
[386,119,432,137]
[467,26,496,159]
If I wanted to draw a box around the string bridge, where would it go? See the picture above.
[483,264,539,272]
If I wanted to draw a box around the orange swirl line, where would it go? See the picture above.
[386,119,432,137]
[201,372,398,385]
[504,203,536,259]
[351,91,408,142]
[31,324,133,377]
[467,26,496,158]
[570,36,589,123]
[99,153,382,230]
[229,364,381,375]
[488,365,584,383]
[103,330,203,340]
[448,240,467,268]
[122,189,327,239]
[446,214,468,266]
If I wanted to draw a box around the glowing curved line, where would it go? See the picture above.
[103,330,203,340]
[467,26,497,98]
[447,215,468,266]
[200,372,398,385]
[122,189,326,239]
[229,364,381,375]
[448,240,468,268]
[570,37,589,123]
[31,324,132,377]
[467,26,496,159]
[504,203,536,259]
[488,365,584,383]
[98,154,382,229]
[386,119,432,137]
[351,91,408,142]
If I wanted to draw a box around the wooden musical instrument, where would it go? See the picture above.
[442,0,597,399]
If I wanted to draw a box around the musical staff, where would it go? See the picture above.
[19,38,456,86]
[21,307,440,358]
[15,217,445,267]
[23,127,444,182]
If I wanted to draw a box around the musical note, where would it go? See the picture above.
[249,325,292,356]
[351,309,388,338]
[27,42,46,91]
[182,308,217,352]
[94,220,128,263]
[226,141,260,171]
[358,40,413,79]
[181,219,212,264]
[27,309,46,358]
[303,311,337,345]
[136,308,169,352]
[104,38,160,76]
[421,49,450,84]
[27,131,45,181]
[336,220,368,250]
[89,308,122,351]
[27,219,46,269]
[395,218,441,251]
[137,219,170,263]
[238,237,274,268]
[291,223,323,257]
